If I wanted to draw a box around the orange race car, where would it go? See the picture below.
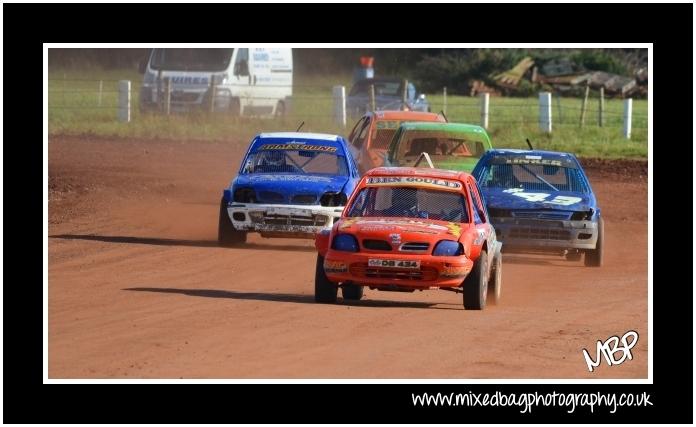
[314,167,502,310]
[346,110,446,175]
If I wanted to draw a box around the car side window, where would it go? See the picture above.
[467,182,487,224]
[348,117,365,143]
[353,117,371,149]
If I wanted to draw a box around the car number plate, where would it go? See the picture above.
[267,207,312,217]
[368,259,420,269]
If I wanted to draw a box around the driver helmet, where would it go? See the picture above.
[260,150,285,166]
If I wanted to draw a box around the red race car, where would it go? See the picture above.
[314,167,502,309]
[346,110,446,175]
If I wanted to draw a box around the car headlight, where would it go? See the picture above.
[320,192,348,207]
[570,209,593,220]
[432,240,463,256]
[233,187,257,203]
[332,234,359,252]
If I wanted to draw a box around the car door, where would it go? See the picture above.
[351,116,372,174]
[467,176,496,265]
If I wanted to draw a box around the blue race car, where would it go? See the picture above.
[219,132,360,245]
[472,149,603,266]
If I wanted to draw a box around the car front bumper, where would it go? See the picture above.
[323,250,473,289]
[228,203,344,238]
[491,217,599,253]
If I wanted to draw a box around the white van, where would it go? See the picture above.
[139,48,292,116]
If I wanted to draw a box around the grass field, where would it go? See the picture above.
[48,68,648,158]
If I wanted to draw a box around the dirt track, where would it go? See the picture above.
[48,137,648,379]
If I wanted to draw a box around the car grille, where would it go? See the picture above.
[292,194,318,205]
[349,263,438,281]
[252,214,329,227]
[509,227,571,240]
[512,210,572,220]
[400,242,430,252]
[258,191,285,203]
[362,240,392,251]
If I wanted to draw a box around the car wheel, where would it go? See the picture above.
[566,251,582,262]
[315,255,338,303]
[342,284,363,300]
[218,197,247,247]
[487,251,502,305]
[463,249,488,310]
[584,217,604,267]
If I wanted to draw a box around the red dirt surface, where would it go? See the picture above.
[48,136,648,379]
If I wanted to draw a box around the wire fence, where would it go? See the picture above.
[47,79,648,134]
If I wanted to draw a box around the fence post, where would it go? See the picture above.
[368,84,376,112]
[598,87,605,127]
[443,87,447,115]
[555,93,563,124]
[623,98,632,139]
[579,83,589,127]
[332,85,346,128]
[402,79,408,109]
[208,74,216,113]
[98,80,103,107]
[539,92,552,133]
[480,92,489,129]
[164,77,171,116]
[118,80,131,123]
[157,69,163,111]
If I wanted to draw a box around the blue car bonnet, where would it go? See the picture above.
[234,173,350,197]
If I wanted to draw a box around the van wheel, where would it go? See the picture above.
[315,255,338,303]
[275,101,286,118]
[229,98,241,116]
[585,218,604,267]
[218,197,246,246]
[463,249,488,310]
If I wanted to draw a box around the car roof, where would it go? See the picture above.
[366,166,473,182]
[399,122,487,133]
[485,149,579,161]
[370,110,444,121]
[479,149,581,169]
[256,132,341,141]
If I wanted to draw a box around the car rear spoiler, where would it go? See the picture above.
[413,152,435,168]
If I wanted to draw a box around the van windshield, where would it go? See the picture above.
[150,48,234,71]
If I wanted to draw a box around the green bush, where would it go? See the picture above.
[571,50,628,75]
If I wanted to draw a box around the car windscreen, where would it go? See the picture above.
[396,130,488,160]
[150,48,234,71]
[347,186,469,222]
[350,80,401,97]
[242,147,349,176]
[479,163,589,193]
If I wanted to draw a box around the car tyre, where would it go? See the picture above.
[218,197,247,247]
[487,251,502,305]
[342,284,363,301]
[315,255,338,303]
[584,217,604,267]
[463,249,488,310]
